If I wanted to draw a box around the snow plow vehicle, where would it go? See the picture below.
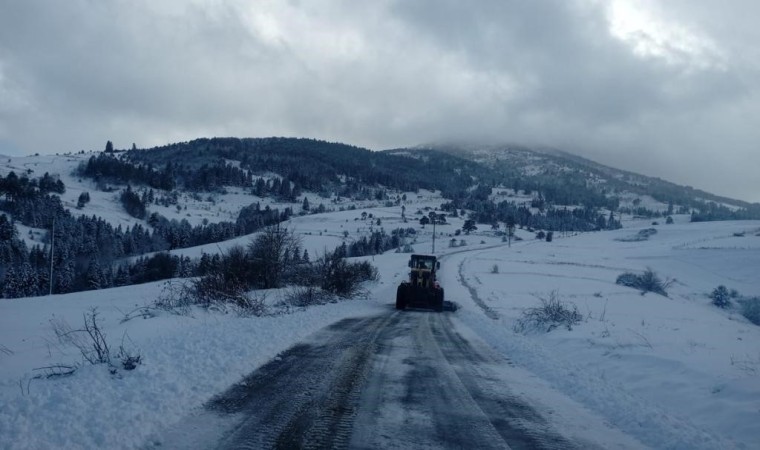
[396,254,444,312]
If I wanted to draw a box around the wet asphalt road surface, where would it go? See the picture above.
[153,310,577,449]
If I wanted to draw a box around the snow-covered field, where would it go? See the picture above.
[444,218,760,449]
[1,158,759,448]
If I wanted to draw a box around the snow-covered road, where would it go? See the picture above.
[153,310,611,449]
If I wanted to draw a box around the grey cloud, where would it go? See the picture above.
[0,0,758,202]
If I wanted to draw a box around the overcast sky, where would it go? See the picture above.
[1,0,758,202]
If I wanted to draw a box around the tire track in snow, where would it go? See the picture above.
[155,308,589,449]
[457,256,500,320]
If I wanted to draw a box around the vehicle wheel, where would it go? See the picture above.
[396,285,407,310]
[435,288,444,312]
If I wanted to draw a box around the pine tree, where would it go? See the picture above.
[114,265,130,286]
[462,219,477,235]
[86,259,103,290]
[3,263,38,298]
[77,192,90,208]
[55,256,75,294]
[2,266,20,298]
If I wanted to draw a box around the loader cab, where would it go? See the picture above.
[408,255,440,271]
[408,254,440,289]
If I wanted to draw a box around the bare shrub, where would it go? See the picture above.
[285,286,330,307]
[615,273,638,288]
[491,264,499,274]
[191,271,249,308]
[119,352,142,371]
[249,225,301,289]
[116,334,142,371]
[638,268,672,296]
[616,268,673,296]
[51,310,109,364]
[616,228,658,242]
[120,306,158,323]
[188,274,268,316]
[154,280,196,314]
[315,253,378,298]
[51,308,117,370]
[514,291,583,333]
[40,311,143,382]
[229,292,268,317]
[32,364,77,379]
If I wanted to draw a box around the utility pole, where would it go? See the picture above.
[431,213,437,254]
[49,219,55,296]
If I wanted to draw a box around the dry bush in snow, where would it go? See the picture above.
[616,268,673,297]
[514,291,583,333]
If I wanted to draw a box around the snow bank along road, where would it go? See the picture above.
[155,310,582,449]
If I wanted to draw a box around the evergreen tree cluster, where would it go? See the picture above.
[690,201,760,222]
[78,153,175,190]
[332,227,415,259]
[251,176,300,202]
[441,198,621,233]
[0,201,291,298]
[80,152,303,200]
[0,171,65,201]
[0,167,292,298]
[120,185,147,219]
[77,191,91,208]
[124,137,495,200]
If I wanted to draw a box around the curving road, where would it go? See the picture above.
[153,308,581,449]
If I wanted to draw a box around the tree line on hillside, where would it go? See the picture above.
[123,137,497,200]
[442,195,622,232]
[0,171,292,298]
[442,145,760,220]
[80,152,299,201]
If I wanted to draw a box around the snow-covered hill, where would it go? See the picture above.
[419,143,757,214]
[0,152,335,230]
[2,142,760,448]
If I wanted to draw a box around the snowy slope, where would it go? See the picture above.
[442,218,760,449]
[2,152,760,448]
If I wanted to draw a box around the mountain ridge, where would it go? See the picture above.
[407,142,756,208]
